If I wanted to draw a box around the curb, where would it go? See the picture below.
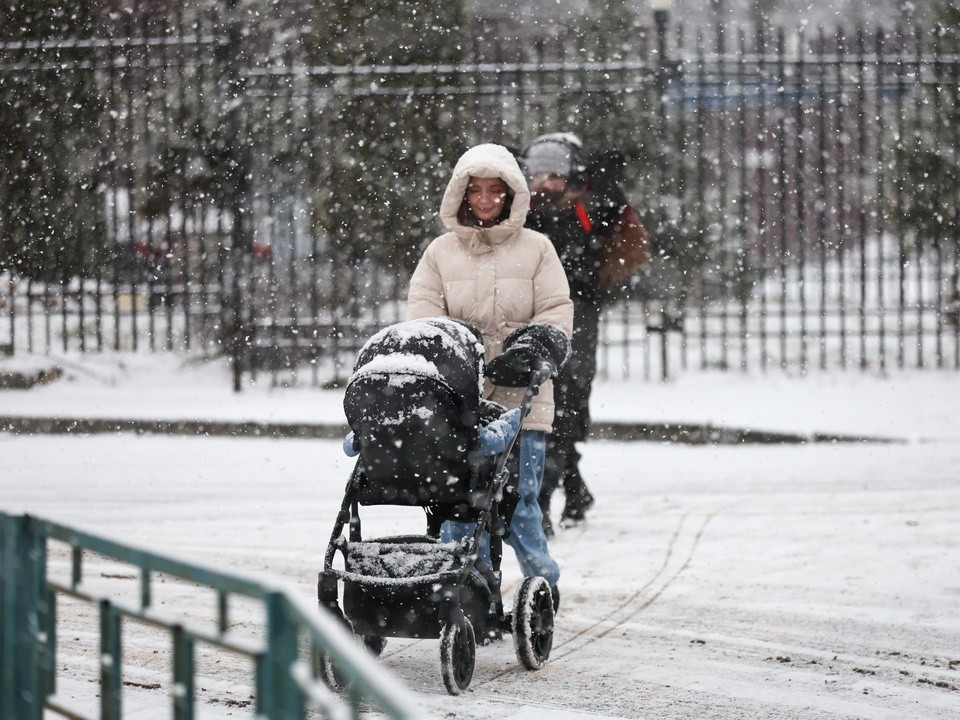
[0,367,63,389]
[0,416,902,445]
[587,421,901,444]
[0,416,348,440]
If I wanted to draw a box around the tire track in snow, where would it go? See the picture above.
[550,510,717,661]
[480,508,717,686]
[380,510,713,685]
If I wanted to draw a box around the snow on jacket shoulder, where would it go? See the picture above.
[407,143,574,433]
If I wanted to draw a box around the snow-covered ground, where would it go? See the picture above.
[3,353,960,718]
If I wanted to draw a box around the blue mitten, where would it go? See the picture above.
[478,407,522,456]
[342,432,360,457]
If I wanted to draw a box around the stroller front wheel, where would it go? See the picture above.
[314,633,385,691]
[440,618,476,694]
[512,576,554,670]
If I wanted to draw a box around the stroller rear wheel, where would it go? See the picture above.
[439,617,476,694]
[314,634,385,691]
[512,576,554,670]
[361,634,387,657]
[318,652,349,692]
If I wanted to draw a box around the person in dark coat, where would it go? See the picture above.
[522,133,642,534]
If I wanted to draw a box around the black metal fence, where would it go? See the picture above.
[2,5,958,384]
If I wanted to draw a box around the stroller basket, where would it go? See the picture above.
[329,535,491,640]
[343,535,460,583]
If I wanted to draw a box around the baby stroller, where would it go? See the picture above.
[319,318,555,694]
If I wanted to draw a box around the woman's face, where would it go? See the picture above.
[466,176,509,225]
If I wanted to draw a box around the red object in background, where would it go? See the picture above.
[134,238,165,262]
[251,240,272,260]
[574,199,593,233]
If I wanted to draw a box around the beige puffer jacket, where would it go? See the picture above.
[407,144,574,432]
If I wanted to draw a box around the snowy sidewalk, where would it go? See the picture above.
[7,422,960,719]
[1,352,958,444]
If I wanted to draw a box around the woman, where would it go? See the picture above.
[407,143,573,605]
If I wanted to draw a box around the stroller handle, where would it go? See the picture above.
[486,362,552,504]
[529,359,554,390]
[517,360,553,417]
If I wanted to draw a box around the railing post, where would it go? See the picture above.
[651,1,671,65]
[649,0,677,378]
[259,592,303,719]
[38,586,57,702]
[172,625,196,720]
[100,600,123,719]
[647,307,683,382]
[0,514,48,720]
[651,1,671,201]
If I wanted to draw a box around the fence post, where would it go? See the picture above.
[0,514,48,720]
[651,1,671,195]
[221,0,252,392]
[651,1,671,62]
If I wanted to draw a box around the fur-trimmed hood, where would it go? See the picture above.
[439,144,531,251]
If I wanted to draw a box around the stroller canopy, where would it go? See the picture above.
[343,318,487,506]
[345,318,485,426]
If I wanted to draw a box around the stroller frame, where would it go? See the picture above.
[319,364,556,694]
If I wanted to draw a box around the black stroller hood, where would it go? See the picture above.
[345,318,485,423]
[343,318,487,506]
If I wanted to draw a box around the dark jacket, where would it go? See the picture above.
[526,190,622,307]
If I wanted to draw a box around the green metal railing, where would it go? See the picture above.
[0,512,429,720]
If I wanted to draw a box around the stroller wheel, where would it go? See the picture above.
[512,576,554,670]
[317,633,387,689]
[318,652,350,692]
[361,634,387,657]
[439,618,476,695]
[315,633,386,691]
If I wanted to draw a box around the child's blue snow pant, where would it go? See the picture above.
[440,430,560,587]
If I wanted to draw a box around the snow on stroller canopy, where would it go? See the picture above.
[350,353,447,386]
[349,318,486,401]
